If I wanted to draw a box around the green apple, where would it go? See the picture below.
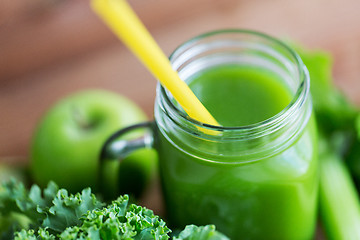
[30,89,157,195]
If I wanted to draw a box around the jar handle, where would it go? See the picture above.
[100,122,155,161]
[98,121,155,198]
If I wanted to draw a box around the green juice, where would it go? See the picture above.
[189,65,291,126]
[156,65,318,239]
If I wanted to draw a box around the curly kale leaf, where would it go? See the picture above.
[0,180,103,239]
[4,180,226,240]
[14,228,56,240]
[0,180,59,238]
[4,180,170,239]
[59,195,170,240]
[42,188,104,233]
[173,225,229,240]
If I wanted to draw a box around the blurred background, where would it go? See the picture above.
[1,0,360,159]
[2,1,360,239]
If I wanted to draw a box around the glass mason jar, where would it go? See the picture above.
[101,30,318,240]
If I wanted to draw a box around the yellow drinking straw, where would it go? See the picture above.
[91,0,219,127]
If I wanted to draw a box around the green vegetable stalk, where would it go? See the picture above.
[295,44,360,240]
[319,146,360,240]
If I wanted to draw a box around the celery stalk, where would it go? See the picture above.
[319,151,360,240]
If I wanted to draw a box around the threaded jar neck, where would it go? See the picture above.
[155,29,312,163]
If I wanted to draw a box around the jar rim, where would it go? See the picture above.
[160,29,309,135]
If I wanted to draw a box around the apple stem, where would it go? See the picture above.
[72,107,92,130]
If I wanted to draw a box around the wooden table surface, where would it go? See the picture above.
[1,0,360,238]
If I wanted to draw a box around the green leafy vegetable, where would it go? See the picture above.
[58,195,170,240]
[15,228,55,240]
[42,188,104,233]
[0,180,103,239]
[356,115,360,136]
[294,45,358,134]
[0,179,56,238]
[0,179,227,239]
[173,225,229,240]
[13,194,171,239]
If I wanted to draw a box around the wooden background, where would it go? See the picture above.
[1,0,360,158]
[1,0,360,238]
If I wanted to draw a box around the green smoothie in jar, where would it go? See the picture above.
[155,30,318,240]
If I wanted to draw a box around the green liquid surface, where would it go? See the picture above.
[157,65,318,240]
[188,65,292,126]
